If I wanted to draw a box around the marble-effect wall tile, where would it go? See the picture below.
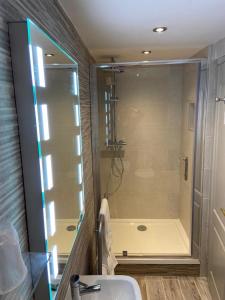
[0,1,96,299]
[99,65,188,219]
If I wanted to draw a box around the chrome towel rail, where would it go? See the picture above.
[216,97,225,103]
[97,214,104,275]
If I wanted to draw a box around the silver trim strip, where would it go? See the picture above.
[116,257,200,264]
[95,58,206,68]
[45,64,77,69]
[97,214,104,275]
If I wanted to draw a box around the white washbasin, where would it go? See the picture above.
[65,275,142,300]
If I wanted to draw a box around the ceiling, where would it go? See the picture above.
[59,0,225,62]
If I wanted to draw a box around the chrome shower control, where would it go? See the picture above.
[216,97,225,103]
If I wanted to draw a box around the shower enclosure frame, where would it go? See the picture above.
[90,58,207,269]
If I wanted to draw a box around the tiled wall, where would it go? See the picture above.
[0,6,28,253]
[99,65,184,219]
[0,1,96,299]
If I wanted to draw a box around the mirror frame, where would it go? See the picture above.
[9,19,85,299]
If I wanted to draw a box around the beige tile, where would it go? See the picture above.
[100,64,196,223]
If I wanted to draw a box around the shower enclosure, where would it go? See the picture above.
[93,59,203,262]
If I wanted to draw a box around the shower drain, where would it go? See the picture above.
[66,225,76,231]
[137,225,147,231]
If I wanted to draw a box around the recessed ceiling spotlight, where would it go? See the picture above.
[153,26,167,33]
[45,53,55,57]
[142,50,151,55]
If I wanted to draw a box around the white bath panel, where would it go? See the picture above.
[110,219,190,256]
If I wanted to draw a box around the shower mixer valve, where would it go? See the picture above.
[108,140,127,146]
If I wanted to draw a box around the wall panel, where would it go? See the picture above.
[0,1,96,299]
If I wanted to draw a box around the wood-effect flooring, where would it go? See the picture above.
[132,276,212,300]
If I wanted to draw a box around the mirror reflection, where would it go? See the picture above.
[27,19,85,295]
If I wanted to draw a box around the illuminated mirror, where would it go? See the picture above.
[27,19,85,297]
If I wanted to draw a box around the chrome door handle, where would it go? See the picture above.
[180,156,188,181]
